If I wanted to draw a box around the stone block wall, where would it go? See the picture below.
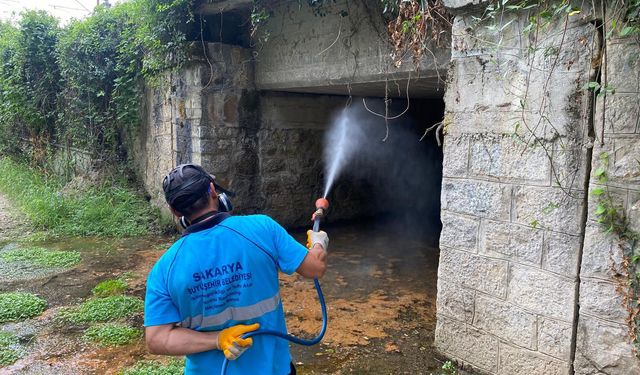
[436,3,599,374]
[132,42,257,213]
[574,35,640,374]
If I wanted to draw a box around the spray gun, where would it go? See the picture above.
[312,198,330,232]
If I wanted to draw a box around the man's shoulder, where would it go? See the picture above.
[225,214,277,228]
[148,238,185,276]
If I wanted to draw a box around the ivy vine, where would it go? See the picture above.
[0,0,194,168]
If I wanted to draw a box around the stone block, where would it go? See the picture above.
[472,294,536,349]
[550,141,587,191]
[574,315,640,375]
[436,279,475,323]
[435,316,499,373]
[440,212,479,252]
[444,0,488,11]
[446,108,575,141]
[542,231,581,277]
[512,186,584,234]
[439,248,508,298]
[605,40,640,93]
[602,93,640,134]
[499,343,570,375]
[441,179,511,220]
[450,15,523,60]
[610,137,640,186]
[479,220,543,266]
[580,221,620,279]
[579,278,627,323]
[537,317,572,361]
[468,134,551,184]
[442,135,469,178]
[507,265,575,321]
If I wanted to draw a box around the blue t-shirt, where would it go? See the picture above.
[144,214,308,375]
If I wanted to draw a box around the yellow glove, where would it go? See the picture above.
[306,230,329,251]
[217,323,260,360]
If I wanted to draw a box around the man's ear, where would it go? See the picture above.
[169,206,182,218]
[209,182,218,199]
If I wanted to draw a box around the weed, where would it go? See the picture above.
[0,348,19,367]
[92,279,128,297]
[0,158,154,237]
[58,295,143,324]
[0,332,19,367]
[120,358,185,375]
[442,360,457,375]
[0,247,81,268]
[0,292,47,323]
[83,324,141,347]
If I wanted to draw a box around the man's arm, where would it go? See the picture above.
[296,243,327,279]
[146,324,218,355]
[146,323,258,358]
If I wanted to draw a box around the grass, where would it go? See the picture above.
[83,324,141,347]
[58,295,143,324]
[0,157,154,237]
[0,331,19,367]
[0,247,81,268]
[92,278,128,297]
[0,292,47,323]
[120,358,185,375]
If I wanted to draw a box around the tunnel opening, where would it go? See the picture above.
[259,84,446,372]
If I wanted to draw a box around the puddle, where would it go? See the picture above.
[0,219,455,374]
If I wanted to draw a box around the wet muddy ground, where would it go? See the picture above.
[0,199,452,374]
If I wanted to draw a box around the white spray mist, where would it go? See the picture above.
[322,109,366,198]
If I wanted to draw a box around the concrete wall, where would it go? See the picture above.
[574,33,640,375]
[253,0,449,97]
[435,2,597,374]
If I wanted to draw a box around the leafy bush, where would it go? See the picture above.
[59,295,143,324]
[0,247,81,268]
[83,324,141,347]
[0,157,153,237]
[120,358,185,375]
[92,278,128,297]
[0,1,193,163]
[0,292,47,323]
[0,331,20,367]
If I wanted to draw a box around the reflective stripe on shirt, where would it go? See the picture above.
[180,292,281,329]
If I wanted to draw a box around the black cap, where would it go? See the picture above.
[162,164,213,211]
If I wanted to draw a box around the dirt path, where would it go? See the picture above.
[0,193,30,242]
[0,205,460,374]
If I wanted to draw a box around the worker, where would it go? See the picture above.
[143,163,329,375]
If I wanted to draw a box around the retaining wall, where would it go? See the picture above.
[436,0,640,373]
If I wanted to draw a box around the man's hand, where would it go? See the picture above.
[217,323,260,360]
[306,230,329,251]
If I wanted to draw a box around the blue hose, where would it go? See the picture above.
[220,218,328,375]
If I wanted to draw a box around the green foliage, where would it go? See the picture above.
[590,152,640,354]
[0,331,20,367]
[441,360,458,375]
[0,292,47,323]
[92,278,128,297]
[0,247,81,268]
[120,358,186,375]
[0,0,193,164]
[83,323,141,347]
[0,157,153,237]
[58,295,143,324]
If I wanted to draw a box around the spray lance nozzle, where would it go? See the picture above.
[312,198,329,232]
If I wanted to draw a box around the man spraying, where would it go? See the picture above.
[144,164,329,374]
